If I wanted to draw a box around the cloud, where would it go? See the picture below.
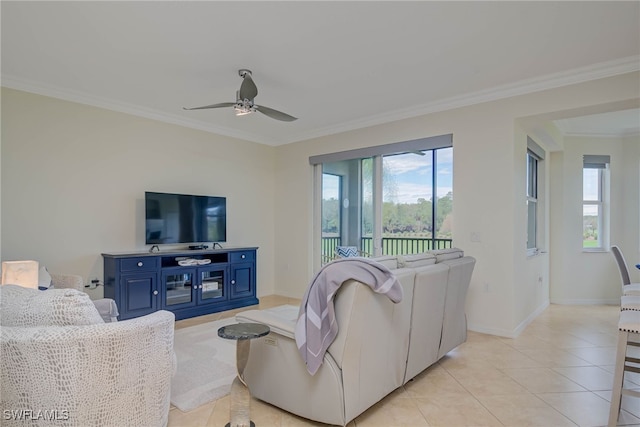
[385,183,452,204]
[384,155,432,175]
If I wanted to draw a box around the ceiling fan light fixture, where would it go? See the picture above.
[234,108,252,116]
[184,69,297,122]
[234,99,256,116]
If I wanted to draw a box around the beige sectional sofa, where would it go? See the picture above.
[236,248,476,426]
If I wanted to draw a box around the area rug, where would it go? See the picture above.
[170,317,238,412]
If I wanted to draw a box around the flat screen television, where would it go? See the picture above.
[145,191,227,245]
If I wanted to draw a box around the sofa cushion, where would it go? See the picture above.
[0,284,104,327]
[432,248,464,262]
[398,253,437,268]
[369,256,398,270]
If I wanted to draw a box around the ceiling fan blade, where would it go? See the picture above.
[256,105,298,122]
[183,102,235,110]
[238,72,258,101]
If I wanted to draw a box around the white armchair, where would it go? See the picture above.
[50,273,84,291]
[0,285,175,427]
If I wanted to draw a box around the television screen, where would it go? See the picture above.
[145,192,227,244]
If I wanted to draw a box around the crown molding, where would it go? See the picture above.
[0,76,277,145]
[3,55,639,146]
[561,130,640,139]
[285,56,640,144]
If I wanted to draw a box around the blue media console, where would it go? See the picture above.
[102,247,258,320]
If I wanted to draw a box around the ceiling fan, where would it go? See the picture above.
[183,69,297,122]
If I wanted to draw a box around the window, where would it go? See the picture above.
[311,135,453,264]
[526,137,545,256]
[582,155,610,251]
[321,173,342,262]
[526,151,539,253]
[380,148,453,255]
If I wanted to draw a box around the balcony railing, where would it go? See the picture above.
[321,235,453,263]
[361,237,452,255]
[321,236,342,261]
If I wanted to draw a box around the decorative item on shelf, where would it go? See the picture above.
[177,258,212,266]
[1,260,39,289]
[202,281,219,292]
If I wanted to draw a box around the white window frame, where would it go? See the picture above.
[526,150,540,256]
[526,137,545,257]
[310,134,453,269]
[582,155,610,252]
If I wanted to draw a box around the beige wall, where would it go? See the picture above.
[1,88,277,299]
[1,71,638,337]
[273,72,639,337]
[550,135,640,303]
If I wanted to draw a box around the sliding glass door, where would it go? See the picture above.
[315,137,453,265]
[320,159,373,262]
[381,149,452,255]
[321,173,342,263]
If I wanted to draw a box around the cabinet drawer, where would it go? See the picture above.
[230,251,255,263]
[121,257,159,272]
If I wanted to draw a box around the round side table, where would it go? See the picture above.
[218,322,270,427]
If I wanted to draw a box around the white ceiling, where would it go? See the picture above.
[2,1,639,146]
[554,108,640,138]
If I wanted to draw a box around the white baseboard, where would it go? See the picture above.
[550,298,619,305]
[467,324,518,338]
[512,300,550,337]
[467,300,549,339]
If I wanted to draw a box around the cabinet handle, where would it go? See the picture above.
[231,280,236,285]
[153,290,158,296]
[137,262,143,267]
[241,254,246,259]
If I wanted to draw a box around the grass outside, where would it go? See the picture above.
[583,239,599,248]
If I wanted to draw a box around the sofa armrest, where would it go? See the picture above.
[50,273,84,291]
[236,305,298,339]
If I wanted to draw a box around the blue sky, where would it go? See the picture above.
[322,148,453,204]
[383,148,452,204]
[582,168,599,215]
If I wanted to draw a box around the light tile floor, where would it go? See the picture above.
[168,298,640,427]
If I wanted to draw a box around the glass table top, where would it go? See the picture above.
[218,322,270,340]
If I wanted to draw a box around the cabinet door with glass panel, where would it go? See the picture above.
[162,268,197,310]
[197,266,228,305]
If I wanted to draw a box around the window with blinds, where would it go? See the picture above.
[582,155,610,251]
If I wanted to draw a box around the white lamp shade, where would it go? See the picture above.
[1,260,39,289]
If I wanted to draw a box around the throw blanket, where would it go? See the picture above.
[294,258,403,375]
